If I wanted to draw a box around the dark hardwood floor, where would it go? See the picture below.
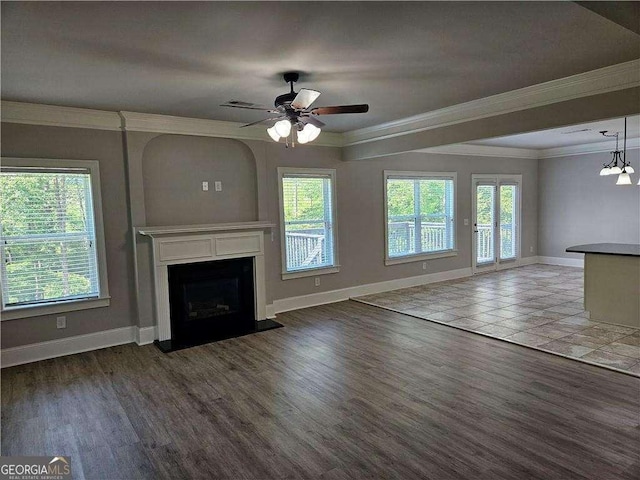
[2,301,639,479]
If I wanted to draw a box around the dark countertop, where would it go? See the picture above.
[566,243,640,257]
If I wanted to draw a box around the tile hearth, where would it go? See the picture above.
[354,265,640,376]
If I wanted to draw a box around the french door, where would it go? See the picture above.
[472,175,521,274]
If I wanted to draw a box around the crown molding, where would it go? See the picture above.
[538,137,640,159]
[343,60,640,146]
[118,111,343,147]
[419,137,640,160]
[418,143,538,159]
[1,101,122,130]
[0,101,343,147]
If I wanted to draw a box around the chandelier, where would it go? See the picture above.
[599,117,637,185]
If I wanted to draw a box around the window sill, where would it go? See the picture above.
[385,250,458,266]
[281,265,340,280]
[1,296,111,321]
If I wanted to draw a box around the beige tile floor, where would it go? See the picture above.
[354,265,640,376]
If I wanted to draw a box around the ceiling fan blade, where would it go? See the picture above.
[220,100,276,112]
[299,115,325,128]
[240,117,283,128]
[310,104,369,115]
[291,89,321,110]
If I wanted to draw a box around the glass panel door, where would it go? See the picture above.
[474,182,496,269]
[473,175,521,274]
[499,184,518,261]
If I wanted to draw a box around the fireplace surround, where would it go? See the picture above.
[138,222,280,351]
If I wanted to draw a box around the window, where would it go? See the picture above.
[385,171,456,265]
[278,168,338,279]
[1,158,109,319]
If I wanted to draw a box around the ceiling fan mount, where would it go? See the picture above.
[282,71,299,84]
[275,72,303,110]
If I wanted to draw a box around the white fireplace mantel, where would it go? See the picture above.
[138,221,275,342]
[138,221,275,237]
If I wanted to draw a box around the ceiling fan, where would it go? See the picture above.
[220,72,369,145]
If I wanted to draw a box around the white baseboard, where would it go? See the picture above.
[1,326,135,368]
[517,256,539,266]
[135,326,157,345]
[538,256,584,268]
[270,267,473,314]
[265,304,277,319]
[1,325,156,368]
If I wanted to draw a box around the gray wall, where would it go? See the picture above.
[538,149,640,259]
[1,123,540,348]
[142,135,258,225]
[263,145,538,301]
[0,123,137,348]
[130,135,538,306]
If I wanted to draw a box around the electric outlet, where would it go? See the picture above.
[56,316,66,329]
[214,181,222,192]
[202,181,209,191]
[314,277,320,287]
[464,218,469,226]
[422,262,427,270]
[530,246,534,253]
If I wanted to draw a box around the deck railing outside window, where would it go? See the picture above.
[476,223,515,264]
[284,228,325,270]
[388,220,453,257]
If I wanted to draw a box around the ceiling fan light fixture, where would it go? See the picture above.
[266,126,281,142]
[296,126,310,144]
[274,119,292,138]
[304,123,322,142]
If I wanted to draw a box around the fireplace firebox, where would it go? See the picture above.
[166,257,256,349]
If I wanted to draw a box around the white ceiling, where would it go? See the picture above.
[1,2,638,133]
[467,116,640,150]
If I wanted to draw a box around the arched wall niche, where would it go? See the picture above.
[141,134,259,226]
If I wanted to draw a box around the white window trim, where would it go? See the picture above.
[384,170,458,266]
[277,167,339,280]
[0,157,110,320]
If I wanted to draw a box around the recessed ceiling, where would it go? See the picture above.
[467,115,640,150]
[1,2,638,132]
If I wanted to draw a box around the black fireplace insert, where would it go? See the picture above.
[165,257,256,350]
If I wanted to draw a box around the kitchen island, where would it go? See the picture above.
[566,243,640,328]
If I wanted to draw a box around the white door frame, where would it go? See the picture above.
[471,174,522,274]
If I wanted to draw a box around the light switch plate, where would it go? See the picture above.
[56,316,66,329]
[202,181,209,191]
[464,218,469,226]
[214,181,222,192]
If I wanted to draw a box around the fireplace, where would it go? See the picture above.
[168,257,255,349]
[137,222,282,352]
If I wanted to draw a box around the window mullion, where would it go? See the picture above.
[413,179,421,254]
